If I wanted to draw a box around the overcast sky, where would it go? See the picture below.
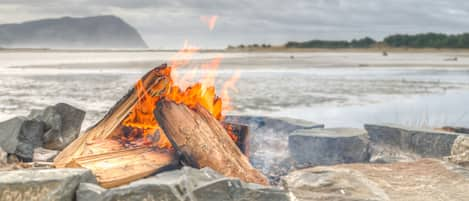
[1,0,469,48]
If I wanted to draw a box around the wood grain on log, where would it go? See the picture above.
[155,99,268,185]
[68,147,177,188]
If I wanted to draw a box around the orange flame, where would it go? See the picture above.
[170,41,199,84]
[222,71,241,112]
[121,80,172,149]
[200,15,218,31]
[119,42,240,149]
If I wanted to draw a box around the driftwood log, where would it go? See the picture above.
[155,99,268,185]
[54,64,171,168]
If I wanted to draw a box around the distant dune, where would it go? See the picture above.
[0,15,148,49]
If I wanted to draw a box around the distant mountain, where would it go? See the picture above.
[0,15,148,49]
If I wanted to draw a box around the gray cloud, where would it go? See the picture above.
[0,0,469,48]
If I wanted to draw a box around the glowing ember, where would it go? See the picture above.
[119,43,240,149]
[120,79,172,149]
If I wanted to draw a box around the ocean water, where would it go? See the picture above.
[1,51,469,129]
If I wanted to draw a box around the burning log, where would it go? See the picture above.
[155,99,268,185]
[54,64,171,168]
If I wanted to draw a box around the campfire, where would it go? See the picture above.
[53,58,267,188]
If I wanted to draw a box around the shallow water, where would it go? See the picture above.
[1,51,469,129]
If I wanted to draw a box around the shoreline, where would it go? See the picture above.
[4,47,469,53]
[10,62,469,69]
[224,47,469,53]
[3,49,469,69]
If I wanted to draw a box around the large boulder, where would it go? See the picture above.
[0,117,45,161]
[225,115,324,181]
[0,168,97,201]
[77,167,290,201]
[289,128,369,167]
[283,159,469,201]
[365,124,461,158]
[30,103,85,150]
[0,117,22,154]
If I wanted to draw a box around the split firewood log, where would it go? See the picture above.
[155,99,268,185]
[68,147,178,188]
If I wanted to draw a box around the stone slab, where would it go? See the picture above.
[365,124,461,158]
[289,128,369,167]
[283,159,469,201]
[0,168,97,201]
[76,167,290,201]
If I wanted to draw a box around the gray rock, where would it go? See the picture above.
[33,147,59,162]
[0,168,97,201]
[365,124,461,158]
[76,183,106,201]
[283,166,389,201]
[15,142,34,162]
[18,118,45,148]
[147,166,223,189]
[368,144,420,163]
[0,117,45,161]
[84,183,181,201]
[76,167,290,201]
[284,159,469,201]
[27,109,44,120]
[77,167,222,201]
[289,128,369,167]
[0,117,25,154]
[193,178,289,201]
[17,119,45,161]
[33,103,85,150]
